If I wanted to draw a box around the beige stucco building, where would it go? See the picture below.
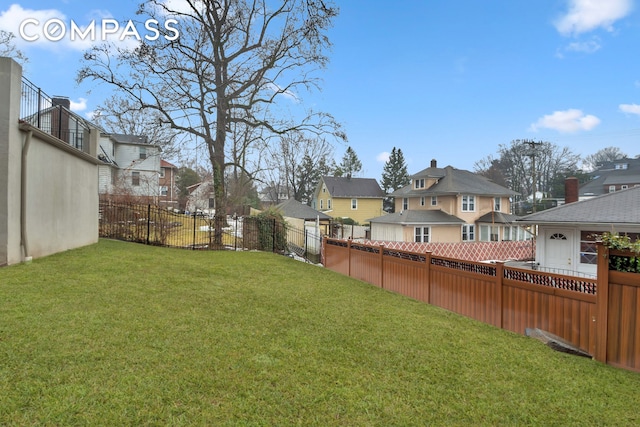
[369,159,530,244]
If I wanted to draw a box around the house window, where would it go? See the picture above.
[320,199,324,210]
[580,231,598,265]
[160,186,168,196]
[462,224,475,241]
[139,146,147,160]
[420,197,425,206]
[328,199,332,209]
[132,171,140,186]
[351,199,357,209]
[208,198,215,208]
[503,226,512,241]
[415,178,425,189]
[479,225,499,242]
[403,198,408,210]
[322,187,326,193]
[494,197,501,212]
[462,195,475,212]
[414,226,430,243]
[615,163,628,170]
[431,196,437,206]
[550,233,567,240]
[609,185,616,193]
[160,168,165,178]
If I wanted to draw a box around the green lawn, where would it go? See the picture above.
[1,239,638,426]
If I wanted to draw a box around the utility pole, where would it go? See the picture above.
[522,139,542,213]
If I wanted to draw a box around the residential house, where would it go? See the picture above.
[186,180,215,215]
[517,183,640,277]
[313,176,385,225]
[98,133,162,201]
[368,159,528,243]
[159,160,178,209]
[274,198,332,235]
[274,198,332,259]
[580,157,640,200]
[259,183,291,208]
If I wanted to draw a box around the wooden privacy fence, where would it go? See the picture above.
[323,238,640,373]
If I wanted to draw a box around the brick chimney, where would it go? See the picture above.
[51,97,71,143]
[430,159,437,168]
[565,177,579,204]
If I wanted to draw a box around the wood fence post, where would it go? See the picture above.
[495,261,504,329]
[425,251,432,304]
[595,242,610,364]
[379,244,385,289]
[347,239,352,278]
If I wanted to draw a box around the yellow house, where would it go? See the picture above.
[313,176,385,225]
[368,159,529,243]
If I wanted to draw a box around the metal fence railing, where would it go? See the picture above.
[20,76,91,151]
[99,201,323,263]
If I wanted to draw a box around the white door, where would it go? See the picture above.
[544,229,574,271]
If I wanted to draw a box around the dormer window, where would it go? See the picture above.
[615,163,628,170]
[414,178,425,189]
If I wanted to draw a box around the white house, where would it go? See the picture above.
[98,133,163,201]
[517,185,640,277]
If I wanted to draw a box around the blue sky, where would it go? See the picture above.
[3,0,640,180]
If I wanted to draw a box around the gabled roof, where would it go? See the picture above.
[391,166,518,198]
[580,158,640,197]
[161,159,177,169]
[275,199,332,221]
[321,176,385,198]
[368,209,465,225]
[517,186,640,225]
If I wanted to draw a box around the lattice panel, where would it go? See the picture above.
[359,240,534,262]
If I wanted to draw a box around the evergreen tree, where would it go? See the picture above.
[380,147,410,212]
[335,146,362,177]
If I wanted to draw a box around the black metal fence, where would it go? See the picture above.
[99,201,323,263]
[20,76,90,151]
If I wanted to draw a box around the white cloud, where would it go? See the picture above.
[70,97,88,112]
[529,109,601,133]
[376,152,390,163]
[265,82,299,103]
[565,37,601,53]
[555,0,633,36]
[619,103,640,116]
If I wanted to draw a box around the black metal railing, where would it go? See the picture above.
[99,201,323,263]
[20,76,91,151]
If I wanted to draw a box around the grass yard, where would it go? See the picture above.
[1,239,639,426]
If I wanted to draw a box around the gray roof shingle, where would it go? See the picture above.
[275,199,332,221]
[368,209,465,225]
[321,176,385,198]
[517,186,640,225]
[391,166,519,197]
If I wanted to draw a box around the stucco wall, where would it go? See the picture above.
[0,57,100,266]
[23,129,99,259]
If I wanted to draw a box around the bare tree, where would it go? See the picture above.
[93,95,182,158]
[262,131,335,204]
[0,30,28,65]
[78,0,343,241]
[583,146,628,171]
[475,140,580,210]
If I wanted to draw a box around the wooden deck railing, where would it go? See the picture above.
[323,238,640,372]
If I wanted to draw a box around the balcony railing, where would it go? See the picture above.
[20,76,92,151]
